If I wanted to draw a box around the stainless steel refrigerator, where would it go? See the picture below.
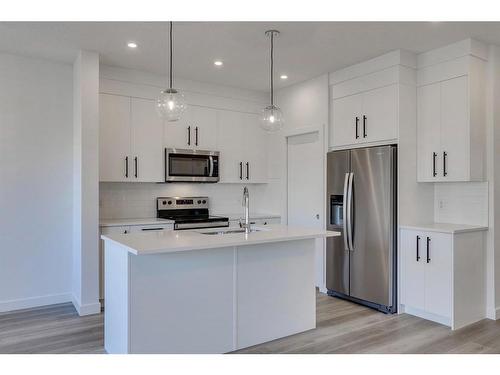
[326,145,397,313]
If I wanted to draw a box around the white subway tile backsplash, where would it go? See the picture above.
[434,182,489,226]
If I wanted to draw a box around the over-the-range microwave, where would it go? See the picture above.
[165,148,220,182]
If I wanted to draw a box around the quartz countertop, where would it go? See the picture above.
[101,224,339,255]
[99,218,175,227]
[399,223,488,234]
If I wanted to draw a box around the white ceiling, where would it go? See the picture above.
[2,22,500,92]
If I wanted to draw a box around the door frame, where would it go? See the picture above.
[284,124,327,292]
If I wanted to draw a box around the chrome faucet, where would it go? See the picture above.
[240,186,250,234]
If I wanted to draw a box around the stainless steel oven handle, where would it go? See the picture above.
[342,172,350,251]
[347,172,354,251]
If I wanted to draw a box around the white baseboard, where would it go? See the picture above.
[0,293,72,313]
[71,295,101,316]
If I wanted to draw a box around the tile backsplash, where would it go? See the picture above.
[434,182,489,226]
[99,182,281,219]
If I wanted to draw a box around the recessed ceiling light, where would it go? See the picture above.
[214,60,223,67]
[280,74,288,80]
[127,42,138,49]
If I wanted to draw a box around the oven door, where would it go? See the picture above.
[165,148,219,182]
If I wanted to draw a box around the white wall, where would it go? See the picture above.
[0,53,73,311]
[72,51,100,315]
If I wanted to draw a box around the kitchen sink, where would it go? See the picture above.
[199,227,267,235]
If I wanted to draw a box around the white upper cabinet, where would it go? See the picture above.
[99,94,164,182]
[331,93,362,147]
[217,110,268,183]
[416,40,486,182]
[99,94,132,182]
[131,98,164,182]
[164,105,217,150]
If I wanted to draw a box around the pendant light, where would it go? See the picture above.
[157,21,187,122]
[260,30,284,132]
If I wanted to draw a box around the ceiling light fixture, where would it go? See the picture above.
[127,42,138,49]
[280,74,288,80]
[156,21,187,122]
[214,60,223,66]
[261,30,284,132]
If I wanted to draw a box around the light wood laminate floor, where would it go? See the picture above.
[1,292,500,354]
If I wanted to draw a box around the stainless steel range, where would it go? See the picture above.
[156,197,229,230]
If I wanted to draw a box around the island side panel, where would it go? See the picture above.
[128,247,235,354]
[104,241,130,354]
[236,239,316,350]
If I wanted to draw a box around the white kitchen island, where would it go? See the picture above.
[101,225,339,354]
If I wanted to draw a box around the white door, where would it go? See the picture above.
[191,106,217,150]
[331,93,362,148]
[440,76,469,182]
[243,113,268,183]
[401,229,425,310]
[424,232,452,318]
[131,98,164,182]
[164,106,192,149]
[287,130,324,290]
[217,110,245,183]
[362,84,398,143]
[99,94,131,182]
[417,82,441,182]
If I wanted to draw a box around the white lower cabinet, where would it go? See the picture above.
[400,227,485,330]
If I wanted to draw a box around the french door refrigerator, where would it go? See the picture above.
[326,145,397,313]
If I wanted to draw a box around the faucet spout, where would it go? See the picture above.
[242,187,250,234]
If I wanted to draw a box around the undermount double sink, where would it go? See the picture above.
[199,227,268,236]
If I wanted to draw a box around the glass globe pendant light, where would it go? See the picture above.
[261,30,284,132]
[157,21,187,121]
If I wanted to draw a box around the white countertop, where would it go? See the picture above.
[100,218,174,227]
[399,223,488,234]
[101,224,339,255]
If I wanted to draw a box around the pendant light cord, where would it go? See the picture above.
[169,21,173,89]
[270,31,274,106]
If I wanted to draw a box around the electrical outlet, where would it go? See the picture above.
[439,200,445,209]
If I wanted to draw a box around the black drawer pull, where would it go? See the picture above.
[141,227,165,231]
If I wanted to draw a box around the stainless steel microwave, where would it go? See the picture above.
[165,148,220,182]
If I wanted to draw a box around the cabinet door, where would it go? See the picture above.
[164,106,192,149]
[217,110,245,183]
[243,113,268,183]
[401,230,425,310]
[424,232,452,318]
[131,98,164,182]
[362,85,398,143]
[440,76,469,182]
[417,83,441,182]
[99,94,131,182]
[191,106,217,150]
[331,93,363,148]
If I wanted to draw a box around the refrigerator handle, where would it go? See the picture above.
[342,172,350,251]
[347,172,354,251]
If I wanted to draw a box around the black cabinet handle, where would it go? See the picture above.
[246,162,249,180]
[363,115,367,138]
[187,126,191,146]
[355,117,359,139]
[416,235,421,262]
[195,126,199,146]
[125,156,129,178]
[239,162,243,180]
[432,152,437,177]
[134,157,138,178]
[426,236,431,263]
[141,227,164,231]
[443,151,447,177]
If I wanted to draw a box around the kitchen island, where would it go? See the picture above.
[101,225,339,354]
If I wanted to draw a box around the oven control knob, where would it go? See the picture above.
[168,200,172,205]
[162,200,167,205]
[197,200,202,204]
[202,200,206,204]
